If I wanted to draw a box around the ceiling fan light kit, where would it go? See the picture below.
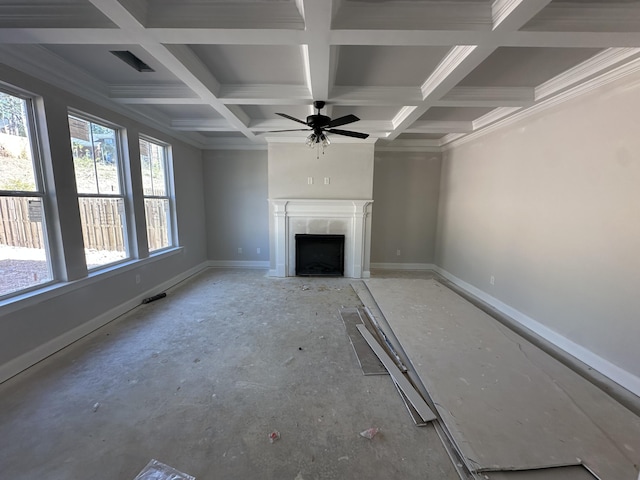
[269,100,368,155]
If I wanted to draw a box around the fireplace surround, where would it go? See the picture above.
[269,199,373,278]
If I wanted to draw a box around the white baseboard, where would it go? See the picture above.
[0,262,209,385]
[208,260,270,269]
[371,262,436,271]
[433,266,640,399]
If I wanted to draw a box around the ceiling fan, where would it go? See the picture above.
[268,101,369,148]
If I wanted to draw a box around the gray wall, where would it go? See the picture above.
[203,150,269,263]
[436,70,640,389]
[268,143,375,199]
[0,64,207,379]
[371,151,441,265]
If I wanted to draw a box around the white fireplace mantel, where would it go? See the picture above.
[269,199,373,278]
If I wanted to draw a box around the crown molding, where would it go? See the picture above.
[472,107,521,131]
[444,56,640,150]
[536,47,640,101]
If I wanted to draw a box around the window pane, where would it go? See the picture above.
[145,198,170,251]
[92,123,120,195]
[0,92,37,192]
[0,196,52,296]
[70,117,121,195]
[140,139,166,196]
[149,142,166,196]
[78,196,127,268]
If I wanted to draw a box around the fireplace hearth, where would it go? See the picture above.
[295,234,345,276]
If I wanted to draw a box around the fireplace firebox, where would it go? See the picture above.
[295,234,345,276]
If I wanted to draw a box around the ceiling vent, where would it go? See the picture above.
[110,50,155,72]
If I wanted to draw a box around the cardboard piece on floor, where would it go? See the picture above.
[357,324,436,422]
[364,278,637,480]
[339,308,387,375]
[133,459,195,480]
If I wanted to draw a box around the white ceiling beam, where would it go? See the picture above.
[109,84,199,103]
[405,121,473,134]
[492,0,552,31]
[3,28,640,49]
[86,0,258,141]
[330,86,422,105]
[171,119,232,131]
[300,0,333,102]
[218,85,311,105]
[388,0,558,140]
[436,86,535,107]
[146,28,304,45]
[331,30,640,48]
[387,46,495,139]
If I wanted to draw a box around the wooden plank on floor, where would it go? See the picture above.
[365,278,638,480]
[356,324,436,422]
[339,308,387,376]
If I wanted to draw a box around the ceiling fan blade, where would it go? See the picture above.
[327,114,360,128]
[327,128,369,139]
[275,112,308,125]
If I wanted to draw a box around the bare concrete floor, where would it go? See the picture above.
[0,268,459,480]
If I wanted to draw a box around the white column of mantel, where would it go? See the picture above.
[351,200,372,278]
[272,200,288,277]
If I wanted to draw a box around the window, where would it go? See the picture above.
[69,114,128,269]
[139,137,174,252]
[0,89,52,297]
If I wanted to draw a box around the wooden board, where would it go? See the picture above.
[365,278,638,479]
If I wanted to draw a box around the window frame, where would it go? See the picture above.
[0,85,55,298]
[68,111,131,270]
[139,135,176,253]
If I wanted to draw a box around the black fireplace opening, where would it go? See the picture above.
[295,234,345,276]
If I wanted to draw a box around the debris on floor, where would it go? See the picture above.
[92,402,100,412]
[141,292,167,304]
[360,427,379,439]
[301,285,310,291]
[268,430,280,443]
[133,459,195,480]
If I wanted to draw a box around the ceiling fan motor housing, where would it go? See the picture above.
[307,114,331,129]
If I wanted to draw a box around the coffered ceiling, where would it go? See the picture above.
[1,0,640,150]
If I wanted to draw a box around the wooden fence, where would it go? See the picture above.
[0,196,169,252]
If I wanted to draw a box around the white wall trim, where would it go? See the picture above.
[371,262,436,271]
[0,261,209,385]
[433,266,640,398]
[208,260,270,269]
